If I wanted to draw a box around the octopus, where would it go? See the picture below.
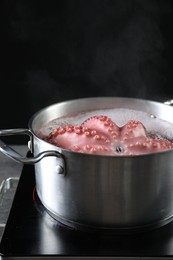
[41,115,173,156]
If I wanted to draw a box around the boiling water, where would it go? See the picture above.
[38,108,173,142]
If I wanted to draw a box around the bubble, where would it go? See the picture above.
[38,108,173,142]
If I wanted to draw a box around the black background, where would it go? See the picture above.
[1,0,173,143]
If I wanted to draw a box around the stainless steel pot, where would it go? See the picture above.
[1,97,173,233]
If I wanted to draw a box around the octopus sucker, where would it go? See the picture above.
[41,115,173,156]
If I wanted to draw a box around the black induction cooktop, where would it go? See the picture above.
[1,164,173,259]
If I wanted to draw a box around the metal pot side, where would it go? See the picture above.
[28,97,173,231]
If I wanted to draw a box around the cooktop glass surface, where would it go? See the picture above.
[1,164,173,259]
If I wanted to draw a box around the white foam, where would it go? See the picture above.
[38,108,173,141]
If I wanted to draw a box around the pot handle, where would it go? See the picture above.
[0,128,65,168]
[164,100,173,106]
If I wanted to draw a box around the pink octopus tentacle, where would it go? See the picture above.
[82,115,120,140]
[45,115,173,156]
[48,124,110,150]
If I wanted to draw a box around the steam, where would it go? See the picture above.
[88,0,167,98]
[4,0,172,117]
